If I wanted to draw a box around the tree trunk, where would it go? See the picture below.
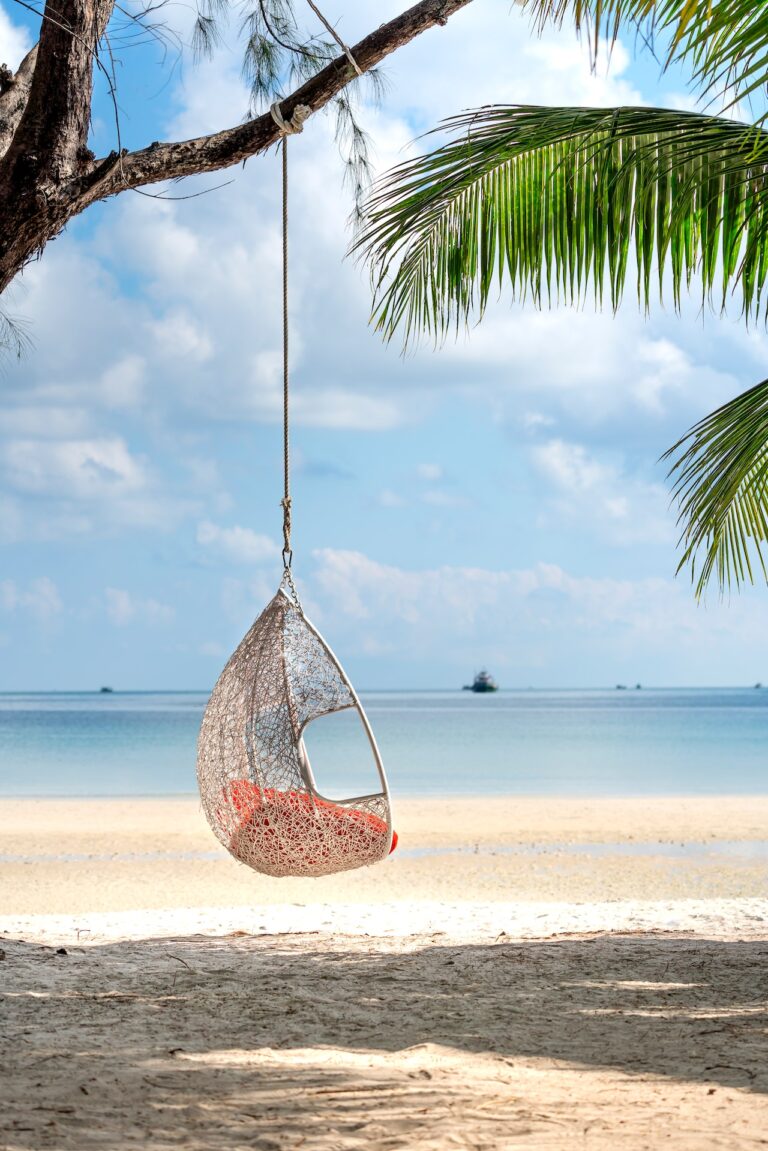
[0,0,473,296]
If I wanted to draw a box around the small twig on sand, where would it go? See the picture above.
[168,955,192,971]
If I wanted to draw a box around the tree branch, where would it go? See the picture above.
[0,0,473,295]
[5,0,115,184]
[81,0,472,202]
[0,44,38,160]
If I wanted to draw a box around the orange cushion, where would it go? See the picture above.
[224,781,397,868]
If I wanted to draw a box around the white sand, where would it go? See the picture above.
[2,796,768,1148]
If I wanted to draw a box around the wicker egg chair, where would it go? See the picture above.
[197,580,395,877]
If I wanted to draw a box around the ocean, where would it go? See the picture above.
[0,688,767,798]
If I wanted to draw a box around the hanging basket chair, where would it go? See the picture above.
[197,134,395,878]
[197,580,395,878]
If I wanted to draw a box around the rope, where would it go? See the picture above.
[280,137,292,572]
[305,0,363,76]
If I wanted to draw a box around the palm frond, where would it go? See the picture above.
[356,104,768,347]
[519,1,768,121]
[665,377,768,597]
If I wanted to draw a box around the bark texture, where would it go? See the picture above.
[0,0,474,295]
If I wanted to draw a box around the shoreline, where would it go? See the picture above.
[3,794,768,915]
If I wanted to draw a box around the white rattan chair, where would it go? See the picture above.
[197,579,395,877]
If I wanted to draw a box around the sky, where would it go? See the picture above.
[2,0,768,691]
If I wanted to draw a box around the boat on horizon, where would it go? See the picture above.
[463,670,499,693]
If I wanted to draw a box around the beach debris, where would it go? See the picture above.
[55,948,67,956]
[0,948,5,960]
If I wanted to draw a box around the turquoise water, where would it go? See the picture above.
[1,688,767,797]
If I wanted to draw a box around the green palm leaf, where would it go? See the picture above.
[519,1,768,121]
[357,102,768,595]
[357,105,768,347]
[665,378,768,596]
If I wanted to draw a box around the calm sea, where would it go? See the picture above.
[0,688,766,798]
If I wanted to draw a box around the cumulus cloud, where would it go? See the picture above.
[416,463,443,481]
[378,489,405,508]
[531,438,674,544]
[99,356,147,410]
[150,312,214,363]
[306,548,768,683]
[0,4,31,68]
[533,440,610,494]
[196,520,280,564]
[421,489,469,508]
[1,437,147,498]
[0,577,62,621]
[105,588,175,627]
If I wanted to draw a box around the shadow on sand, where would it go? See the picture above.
[3,929,768,1147]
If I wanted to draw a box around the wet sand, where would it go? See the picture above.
[1,794,767,914]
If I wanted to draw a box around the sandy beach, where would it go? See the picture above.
[2,795,768,1148]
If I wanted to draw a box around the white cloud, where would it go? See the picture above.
[150,311,214,362]
[378,489,405,508]
[105,588,174,627]
[292,388,404,432]
[199,640,225,659]
[521,411,555,432]
[1,437,147,498]
[220,574,278,622]
[416,463,443,481]
[0,577,62,621]
[531,437,674,544]
[307,548,768,682]
[533,439,610,494]
[99,355,146,410]
[196,520,279,564]
[445,306,738,435]
[631,339,691,414]
[0,4,31,69]
[1,406,93,439]
[421,489,469,508]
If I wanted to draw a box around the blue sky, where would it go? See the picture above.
[2,0,768,690]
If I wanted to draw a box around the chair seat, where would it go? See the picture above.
[224,781,397,877]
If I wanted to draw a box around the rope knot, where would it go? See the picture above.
[270,101,311,136]
[281,495,292,563]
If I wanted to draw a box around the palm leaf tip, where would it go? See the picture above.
[519,0,768,125]
[664,376,768,598]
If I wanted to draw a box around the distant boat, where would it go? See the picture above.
[99,686,114,693]
[463,670,499,693]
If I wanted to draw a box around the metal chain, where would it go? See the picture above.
[280,563,302,608]
[280,136,292,573]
